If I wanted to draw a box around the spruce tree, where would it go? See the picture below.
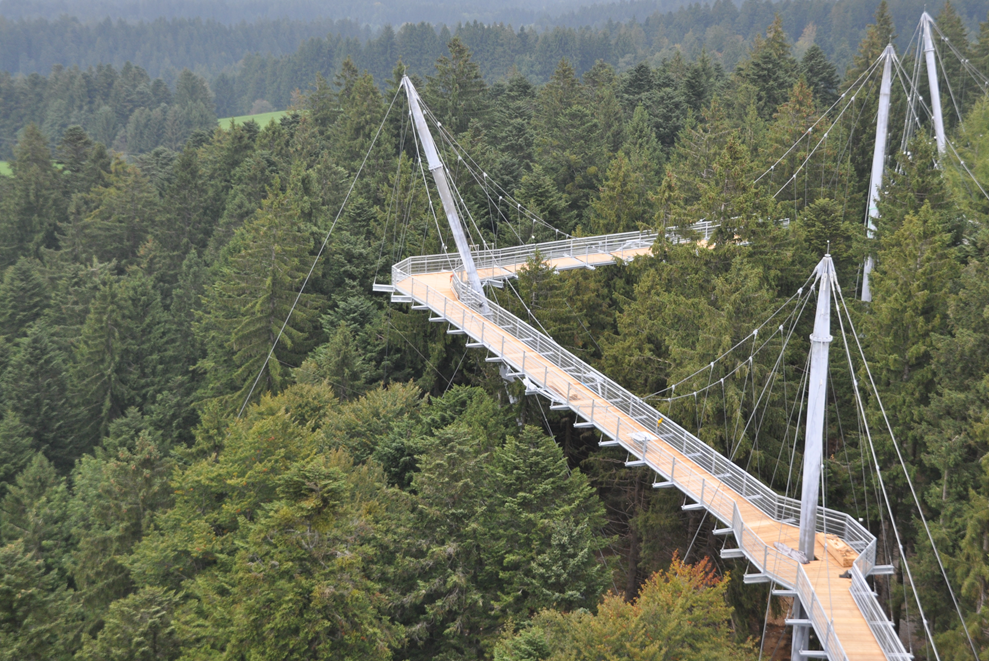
[0,324,78,469]
[197,180,320,409]
[735,15,799,120]
[0,257,49,341]
[0,124,66,268]
[426,37,490,136]
[800,44,839,108]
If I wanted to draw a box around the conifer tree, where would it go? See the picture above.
[197,180,320,409]
[0,324,78,469]
[0,257,49,341]
[735,15,799,120]
[0,539,81,659]
[866,202,961,463]
[0,453,72,576]
[72,157,160,271]
[0,124,66,268]
[426,37,490,136]
[800,44,839,108]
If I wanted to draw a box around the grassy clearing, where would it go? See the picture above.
[218,110,289,129]
[0,161,11,177]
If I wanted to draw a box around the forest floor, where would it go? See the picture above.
[218,110,288,129]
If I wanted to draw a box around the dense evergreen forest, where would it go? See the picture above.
[4,0,989,160]
[3,0,989,658]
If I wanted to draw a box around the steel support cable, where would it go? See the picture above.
[684,285,814,562]
[830,280,894,612]
[828,365,862,520]
[928,19,989,89]
[237,87,402,419]
[784,353,812,504]
[645,272,816,400]
[830,283,913,655]
[835,284,966,661]
[422,105,572,239]
[931,33,966,130]
[891,56,989,205]
[374,109,412,288]
[737,284,815,478]
[769,349,810,490]
[755,55,886,185]
[772,76,881,201]
[407,110,448,252]
[445,164,492,249]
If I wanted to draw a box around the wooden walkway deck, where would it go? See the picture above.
[393,248,891,661]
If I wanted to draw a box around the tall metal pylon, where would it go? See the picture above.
[861,44,896,303]
[791,254,835,661]
[401,75,490,314]
[921,12,947,154]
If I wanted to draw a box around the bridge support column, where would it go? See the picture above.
[401,75,490,315]
[862,45,895,303]
[921,12,947,155]
[791,255,834,661]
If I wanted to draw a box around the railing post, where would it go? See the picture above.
[616,417,621,441]
[590,399,595,424]
[522,352,526,374]
[544,365,548,387]
[443,297,447,319]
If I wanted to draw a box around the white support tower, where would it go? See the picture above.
[921,12,947,154]
[861,45,896,303]
[401,76,490,314]
[791,255,835,661]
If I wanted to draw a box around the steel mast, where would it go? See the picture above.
[921,12,947,154]
[401,75,490,314]
[861,44,896,303]
[791,254,835,660]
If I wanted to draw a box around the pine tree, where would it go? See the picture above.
[76,587,180,661]
[935,0,973,120]
[0,453,72,576]
[588,151,653,234]
[197,181,321,408]
[480,426,608,615]
[72,274,172,448]
[71,157,160,271]
[866,202,961,465]
[70,435,173,629]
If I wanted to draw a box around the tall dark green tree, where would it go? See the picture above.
[735,15,799,120]
[197,181,320,408]
[0,125,66,268]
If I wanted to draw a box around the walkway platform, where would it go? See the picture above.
[382,231,910,661]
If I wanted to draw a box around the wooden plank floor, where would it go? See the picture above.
[395,251,887,661]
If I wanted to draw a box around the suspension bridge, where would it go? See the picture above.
[239,10,989,661]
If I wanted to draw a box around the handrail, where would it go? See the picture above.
[389,221,725,283]
[851,566,912,660]
[432,268,876,558]
[391,271,911,661]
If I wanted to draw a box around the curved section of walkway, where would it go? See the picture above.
[384,235,911,661]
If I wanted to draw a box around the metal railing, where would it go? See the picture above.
[390,222,725,284]
[387,223,912,661]
[432,271,877,559]
[851,566,912,660]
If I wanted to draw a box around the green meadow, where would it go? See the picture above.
[0,161,11,176]
[218,110,289,129]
